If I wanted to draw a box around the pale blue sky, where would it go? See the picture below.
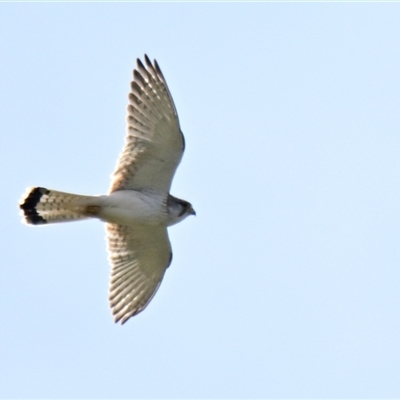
[1,3,400,398]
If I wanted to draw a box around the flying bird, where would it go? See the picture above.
[19,55,195,324]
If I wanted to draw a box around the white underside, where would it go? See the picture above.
[97,190,168,226]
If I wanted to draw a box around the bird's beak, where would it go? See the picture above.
[190,207,196,216]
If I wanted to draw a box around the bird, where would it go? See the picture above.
[19,55,195,324]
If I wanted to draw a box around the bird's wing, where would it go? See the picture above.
[106,223,172,324]
[109,55,185,193]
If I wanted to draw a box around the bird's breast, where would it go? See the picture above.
[97,190,167,226]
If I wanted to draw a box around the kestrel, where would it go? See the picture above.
[19,55,195,324]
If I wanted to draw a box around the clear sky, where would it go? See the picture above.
[1,3,400,398]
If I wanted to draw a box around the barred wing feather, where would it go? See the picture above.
[110,55,184,193]
[107,223,172,324]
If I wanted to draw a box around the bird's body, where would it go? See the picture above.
[19,55,195,324]
[98,190,168,226]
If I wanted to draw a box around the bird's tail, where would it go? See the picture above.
[19,187,101,225]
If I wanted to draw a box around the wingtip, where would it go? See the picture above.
[136,57,145,70]
[113,309,136,325]
[153,59,164,79]
[144,53,152,67]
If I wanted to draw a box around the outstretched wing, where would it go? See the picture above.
[106,223,172,324]
[110,55,185,193]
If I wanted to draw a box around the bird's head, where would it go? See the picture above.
[167,195,195,226]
